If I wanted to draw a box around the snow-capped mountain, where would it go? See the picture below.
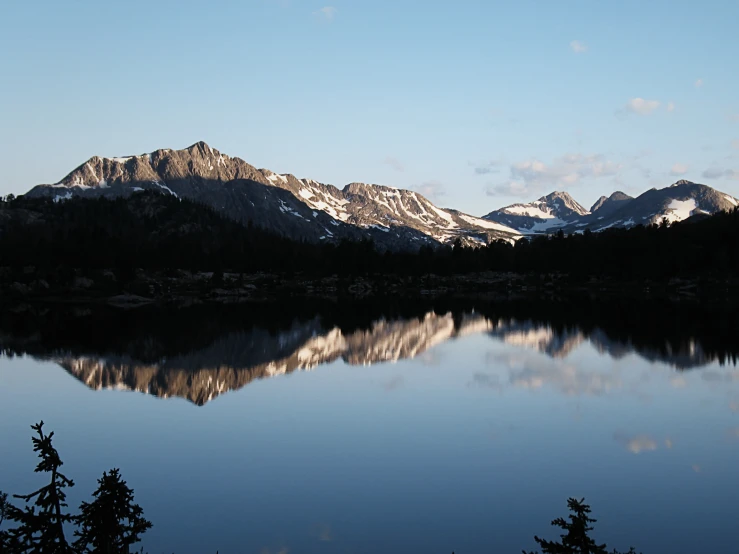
[482,191,590,233]
[24,141,520,250]
[484,181,738,234]
[570,180,739,232]
[20,143,739,244]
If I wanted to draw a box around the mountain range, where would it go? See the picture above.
[483,182,738,234]
[23,142,739,249]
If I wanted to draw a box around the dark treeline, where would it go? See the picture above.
[2,191,739,279]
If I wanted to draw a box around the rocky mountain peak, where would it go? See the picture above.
[343,182,392,195]
[538,191,589,216]
[590,191,633,214]
[590,195,609,213]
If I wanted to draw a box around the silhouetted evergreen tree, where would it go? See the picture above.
[524,498,640,554]
[4,421,75,554]
[73,468,152,554]
[1,423,153,554]
[526,497,607,554]
[0,490,10,549]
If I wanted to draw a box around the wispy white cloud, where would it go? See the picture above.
[695,78,704,88]
[486,180,529,197]
[312,523,334,542]
[313,6,337,20]
[486,153,621,198]
[260,547,289,554]
[570,40,588,53]
[702,167,724,179]
[382,376,404,392]
[484,347,622,396]
[475,166,500,175]
[702,167,739,180]
[472,157,505,175]
[414,180,446,202]
[624,98,661,116]
[667,101,676,112]
[670,163,689,176]
[383,156,404,172]
[614,432,658,454]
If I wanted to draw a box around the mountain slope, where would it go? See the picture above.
[24,141,520,250]
[590,191,633,218]
[482,191,590,234]
[564,180,738,233]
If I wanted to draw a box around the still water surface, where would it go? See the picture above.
[1,299,738,553]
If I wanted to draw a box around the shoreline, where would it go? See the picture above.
[2,266,739,308]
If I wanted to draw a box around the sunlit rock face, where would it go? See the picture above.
[24,141,520,250]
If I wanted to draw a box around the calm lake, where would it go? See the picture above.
[1,296,738,554]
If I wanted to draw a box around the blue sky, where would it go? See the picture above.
[1,0,738,215]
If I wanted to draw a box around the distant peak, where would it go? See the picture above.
[672,179,695,186]
[187,141,216,154]
[591,191,633,213]
[539,190,574,201]
[343,182,398,194]
[590,195,609,213]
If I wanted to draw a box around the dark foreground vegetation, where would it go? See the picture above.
[1,192,739,282]
[0,422,151,554]
[1,423,640,554]
[522,498,640,554]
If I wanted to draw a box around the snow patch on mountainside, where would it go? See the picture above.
[428,205,458,228]
[153,181,178,198]
[295,184,351,222]
[504,204,556,219]
[526,218,567,234]
[53,192,73,203]
[457,214,519,233]
[267,172,288,184]
[662,198,697,224]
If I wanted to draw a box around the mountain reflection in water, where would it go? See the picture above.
[2,296,737,405]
